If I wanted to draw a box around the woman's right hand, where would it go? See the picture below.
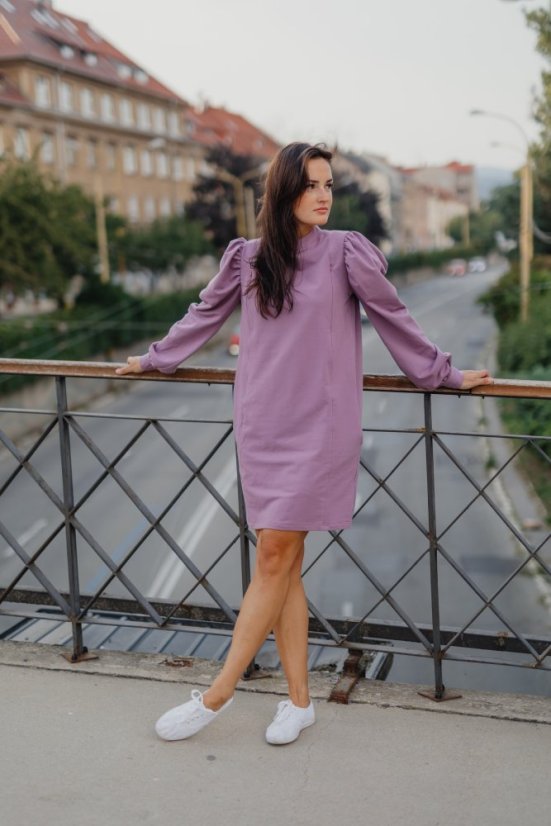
[115,356,144,376]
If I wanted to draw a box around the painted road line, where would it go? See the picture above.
[149,455,237,599]
[83,512,160,594]
[1,518,49,559]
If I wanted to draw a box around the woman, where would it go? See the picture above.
[116,142,491,746]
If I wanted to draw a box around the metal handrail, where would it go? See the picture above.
[1,358,551,398]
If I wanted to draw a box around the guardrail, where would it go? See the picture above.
[1,358,550,701]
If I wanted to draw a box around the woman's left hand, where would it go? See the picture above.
[460,369,493,390]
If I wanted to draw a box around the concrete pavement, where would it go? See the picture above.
[1,640,550,826]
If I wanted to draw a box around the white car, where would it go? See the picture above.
[468,257,487,273]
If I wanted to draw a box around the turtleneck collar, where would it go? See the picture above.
[297,225,323,251]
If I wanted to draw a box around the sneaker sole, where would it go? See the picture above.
[265,717,316,746]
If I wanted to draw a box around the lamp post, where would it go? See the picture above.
[94,172,110,284]
[470,108,533,322]
[214,163,268,238]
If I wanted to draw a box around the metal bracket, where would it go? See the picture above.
[61,647,99,664]
[418,686,462,702]
[329,649,370,704]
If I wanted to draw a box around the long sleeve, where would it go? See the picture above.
[344,231,463,390]
[139,237,245,373]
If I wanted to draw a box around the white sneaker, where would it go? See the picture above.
[155,689,233,741]
[265,699,315,745]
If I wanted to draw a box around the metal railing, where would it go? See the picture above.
[1,358,550,701]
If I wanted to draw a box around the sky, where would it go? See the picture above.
[57,0,546,171]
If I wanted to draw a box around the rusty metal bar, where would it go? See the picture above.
[1,358,551,398]
[420,394,458,702]
[55,377,88,662]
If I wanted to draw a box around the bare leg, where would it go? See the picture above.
[202,528,307,710]
[273,541,310,707]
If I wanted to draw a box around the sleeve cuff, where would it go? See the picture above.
[139,353,154,372]
[444,366,464,390]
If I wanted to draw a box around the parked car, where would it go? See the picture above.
[228,328,240,356]
[446,258,467,277]
[468,257,487,273]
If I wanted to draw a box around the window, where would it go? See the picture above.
[0,0,15,12]
[14,127,30,160]
[123,145,137,175]
[120,98,134,127]
[35,75,51,108]
[106,142,117,171]
[84,53,98,67]
[60,45,75,60]
[40,132,55,165]
[140,149,153,177]
[59,81,73,112]
[117,64,132,80]
[137,103,150,131]
[184,157,196,181]
[168,111,180,137]
[160,197,171,217]
[153,107,166,134]
[80,88,95,118]
[86,139,97,169]
[156,151,168,179]
[62,18,78,34]
[127,195,140,223]
[101,93,115,123]
[65,135,78,166]
[173,156,183,181]
[144,196,156,222]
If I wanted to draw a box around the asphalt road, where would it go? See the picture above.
[2,262,550,694]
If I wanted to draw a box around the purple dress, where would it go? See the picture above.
[139,227,463,531]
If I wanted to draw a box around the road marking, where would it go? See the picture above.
[150,455,237,599]
[363,435,374,449]
[1,518,48,559]
[378,399,387,415]
[171,403,190,419]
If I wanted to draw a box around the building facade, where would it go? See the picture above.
[0,0,205,224]
[397,173,468,251]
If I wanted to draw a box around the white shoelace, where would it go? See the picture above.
[273,700,294,722]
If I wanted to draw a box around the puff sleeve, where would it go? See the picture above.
[139,237,244,374]
[344,231,463,390]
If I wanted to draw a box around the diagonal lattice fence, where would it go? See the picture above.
[1,359,550,699]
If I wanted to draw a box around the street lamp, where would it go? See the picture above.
[94,172,110,284]
[470,108,532,322]
[213,163,268,238]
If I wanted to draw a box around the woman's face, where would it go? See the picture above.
[293,157,333,236]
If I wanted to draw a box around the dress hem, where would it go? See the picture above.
[250,519,353,532]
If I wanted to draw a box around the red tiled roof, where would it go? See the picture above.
[445,160,474,173]
[398,161,474,175]
[188,105,280,159]
[0,0,185,103]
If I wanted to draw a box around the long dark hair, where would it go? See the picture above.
[247,142,333,318]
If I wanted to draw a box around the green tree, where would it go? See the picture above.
[0,158,96,305]
[328,176,388,246]
[121,215,213,277]
[524,6,551,252]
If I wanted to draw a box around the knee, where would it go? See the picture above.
[257,533,300,580]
